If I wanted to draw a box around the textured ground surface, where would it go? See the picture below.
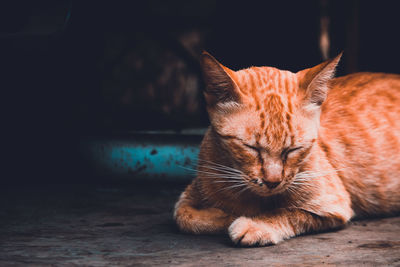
[1,183,400,266]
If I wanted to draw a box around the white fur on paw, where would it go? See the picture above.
[228,217,282,246]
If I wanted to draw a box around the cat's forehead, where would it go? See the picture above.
[219,106,300,152]
[216,67,302,150]
[233,67,299,148]
[234,66,298,97]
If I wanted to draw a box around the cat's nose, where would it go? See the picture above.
[264,181,281,189]
[262,159,283,189]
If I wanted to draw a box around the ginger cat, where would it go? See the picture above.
[174,52,400,246]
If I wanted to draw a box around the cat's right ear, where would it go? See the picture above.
[297,52,342,113]
[200,52,241,109]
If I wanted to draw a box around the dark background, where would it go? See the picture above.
[1,0,399,184]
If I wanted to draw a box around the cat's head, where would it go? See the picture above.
[200,52,341,196]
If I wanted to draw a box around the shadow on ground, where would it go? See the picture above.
[0,183,399,266]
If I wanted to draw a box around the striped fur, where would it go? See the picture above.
[174,52,400,246]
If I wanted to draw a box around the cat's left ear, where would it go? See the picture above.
[200,51,242,109]
[297,52,342,110]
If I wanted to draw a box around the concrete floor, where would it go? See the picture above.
[1,183,399,266]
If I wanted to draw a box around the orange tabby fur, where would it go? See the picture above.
[174,52,400,246]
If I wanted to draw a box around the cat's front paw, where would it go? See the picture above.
[228,217,282,246]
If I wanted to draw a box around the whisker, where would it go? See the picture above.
[178,166,238,178]
[286,186,297,195]
[211,180,245,184]
[226,183,247,190]
[200,165,243,176]
[197,159,242,173]
[177,165,198,172]
[295,168,347,176]
[213,183,247,194]
[201,173,243,179]
[237,185,250,196]
[178,165,245,181]
[293,168,348,183]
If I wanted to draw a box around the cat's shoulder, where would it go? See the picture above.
[322,72,400,113]
[330,72,400,89]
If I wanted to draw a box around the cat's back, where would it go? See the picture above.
[321,72,400,130]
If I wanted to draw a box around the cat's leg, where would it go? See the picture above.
[228,209,349,246]
[174,185,234,234]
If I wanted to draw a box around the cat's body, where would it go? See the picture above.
[174,52,400,246]
[320,72,400,216]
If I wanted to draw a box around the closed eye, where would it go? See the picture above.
[287,147,302,154]
[282,147,302,161]
[215,132,260,152]
[244,144,259,151]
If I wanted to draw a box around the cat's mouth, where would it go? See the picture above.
[247,178,288,197]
